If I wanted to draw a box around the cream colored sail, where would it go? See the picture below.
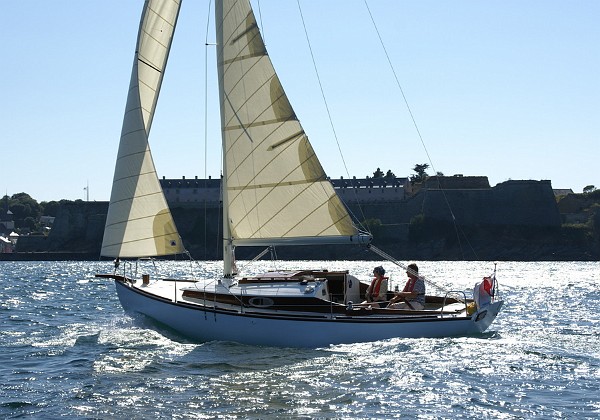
[216,0,368,247]
[101,0,184,258]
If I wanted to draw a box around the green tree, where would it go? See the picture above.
[372,168,384,178]
[583,185,596,194]
[41,200,61,217]
[23,217,38,231]
[9,193,42,230]
[385,170,395,178]
[409,163,429,184]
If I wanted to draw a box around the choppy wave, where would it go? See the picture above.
[1,260,599,418]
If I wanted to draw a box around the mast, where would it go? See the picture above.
[215,0,371,275]
[215,0,236,277]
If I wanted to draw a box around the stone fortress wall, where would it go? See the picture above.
[13,175,591,260]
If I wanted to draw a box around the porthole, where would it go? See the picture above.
[248,297,275,308]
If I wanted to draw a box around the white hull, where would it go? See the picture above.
[114,279,503,348]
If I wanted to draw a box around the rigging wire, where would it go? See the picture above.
[203,0,214,261]
[236,246,271,272]
[203,1,224,261]
[363,0,479,258]
[295,0,370,233]
[256,0,266,44]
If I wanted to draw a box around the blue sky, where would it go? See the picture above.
[2,0,598,202]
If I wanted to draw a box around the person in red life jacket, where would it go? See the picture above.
[363,266,388,308]
[388,263,426,310]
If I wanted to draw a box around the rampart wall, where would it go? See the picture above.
[11,179,595,261]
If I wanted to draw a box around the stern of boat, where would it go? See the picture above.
[471,299,503,333]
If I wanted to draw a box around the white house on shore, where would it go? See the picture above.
[0,235,13,253]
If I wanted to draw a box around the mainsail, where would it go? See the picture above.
[101,0,184,258]
[216,0,368,248]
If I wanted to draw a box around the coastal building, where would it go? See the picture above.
[160,176,221,207]
[159,176,412,206]
[0,209,15,233]
[0,235,13,253]
[331,177,411,203]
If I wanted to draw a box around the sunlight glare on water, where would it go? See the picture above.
[0,260,598,418]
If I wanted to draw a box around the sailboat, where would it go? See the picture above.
[96,0,503,348]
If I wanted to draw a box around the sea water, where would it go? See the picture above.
[1,260,598,419]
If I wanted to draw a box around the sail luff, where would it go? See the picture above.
[101,0,184,258]
[216,0,367,252]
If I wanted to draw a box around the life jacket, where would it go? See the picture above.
[403,277,416,293]
[370,276,388,300]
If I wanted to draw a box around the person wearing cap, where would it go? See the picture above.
[363,266,388,308]
[388,263,426,310]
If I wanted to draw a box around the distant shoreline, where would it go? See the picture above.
[0,252,98,261]
[0,251,596,262]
